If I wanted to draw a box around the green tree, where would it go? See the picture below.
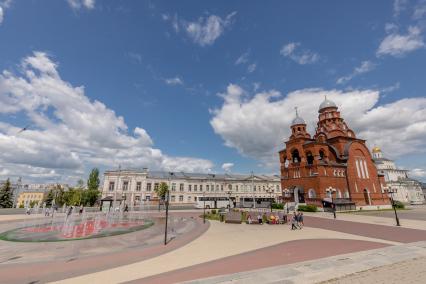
[76,179,85,189]
[44,189,55,207]
[44,185,65,207]
[0,179,14,208]
[155,182,169,200]
[29,200,38,208]
[83,168,101,206]
[87,168,100,191]
[82,188,100,206]
[155,182,169,211]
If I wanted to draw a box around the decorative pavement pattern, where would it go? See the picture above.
[0,209,425,283]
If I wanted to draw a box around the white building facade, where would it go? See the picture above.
[372,147,425,205]
[101,168,282,206]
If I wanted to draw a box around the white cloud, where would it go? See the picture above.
[235,51,249,65]
[413,0,426,19]
[385,23,399,34]
[210,84,426,169]
[381,82,401,93]
[221,163,234,172]
[67,0,95,10]
[410,168,426,178]
[0,0,12,25]
[0,52,213,182]
[164,76,183,85]
[377,26,425,57]
[394,0,409,17]
[127,52,142,64]
[247,63,257,73]
[337,61,376,85]
[161,14,170,21]
[181,12,237,46]
[280,42,319,65]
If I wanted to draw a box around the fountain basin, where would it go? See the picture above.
[0,216,154,242]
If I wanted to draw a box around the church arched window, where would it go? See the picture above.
[291,149,300,163]
[306,151,314,165]
[319,150,325,160]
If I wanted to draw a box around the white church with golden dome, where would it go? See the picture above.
[372,147,425,205]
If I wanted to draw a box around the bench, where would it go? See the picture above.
[225,211,242,224]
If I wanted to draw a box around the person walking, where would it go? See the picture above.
[257,213,262,224]
[299,212,304,228]
[291,212,298,230]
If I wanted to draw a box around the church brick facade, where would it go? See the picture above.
[279,98,390,210]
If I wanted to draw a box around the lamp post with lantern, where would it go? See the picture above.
[387,188,401,226]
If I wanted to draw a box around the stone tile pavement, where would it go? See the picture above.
[183,241,426,284]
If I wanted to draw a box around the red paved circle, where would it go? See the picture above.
[0,212,209,284]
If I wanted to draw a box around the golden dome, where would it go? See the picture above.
[372,146,381,153]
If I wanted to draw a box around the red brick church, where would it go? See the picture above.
[279,97,390,210]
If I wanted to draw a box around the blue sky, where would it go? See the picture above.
[0,0,426,183]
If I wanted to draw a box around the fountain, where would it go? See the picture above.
[0,206,155,242]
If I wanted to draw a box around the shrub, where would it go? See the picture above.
[298,204,317,212]
[271,203,284,209]
[393,201,405,209]
[211,209,217,215]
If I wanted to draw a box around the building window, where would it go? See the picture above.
[123,181,129,191]
[194,196,197,201]
[146,183,152,191]
[194,185,197,191]
[179,195,183,202]
[154,183,159,191]
[359,159,366,179]
[135,196,141,201]
[171,183,176,191]
[180,183,184,191]
[221,185,224,191]
[171,195,175,202]
[188,185,192,192]
[109,182,115,191]
[355,160,361,178]
[216,185,219,191]
[146,195,151,201]
[363,160,369,178]
[136,182,141,191]
[206,185,210,191]
[228,184,232,190]
[200,185,203,191]
[187,196,191,202]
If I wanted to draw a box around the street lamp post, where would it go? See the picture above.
[203,190,206,224]
[251,171,256,209]
[226,190,232,210]
[388,188,401,226]
[266,188,273,212]
[164,172,173,245]
[283,189,290,214]
[164,190,170,245]
[330,188,337,219]
[114,165,121,211]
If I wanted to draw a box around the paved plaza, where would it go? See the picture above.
[347,204,426,221]
[0,208,425,283]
